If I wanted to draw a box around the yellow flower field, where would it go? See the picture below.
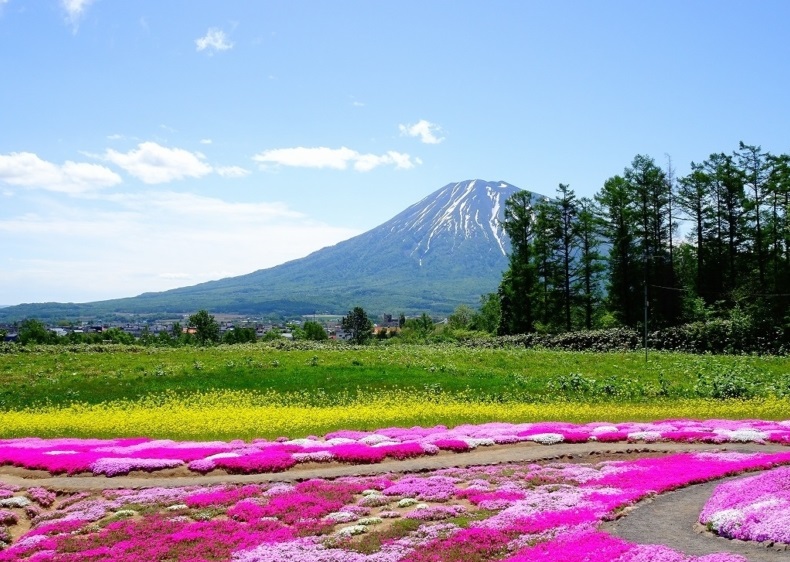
[1,389,788,440]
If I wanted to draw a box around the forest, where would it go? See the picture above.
[497,142,790,350]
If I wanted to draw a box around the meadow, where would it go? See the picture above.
[1,342,789,440]
[3,342,790,560]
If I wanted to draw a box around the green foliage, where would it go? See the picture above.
[471,293,500,334]
[188,310,220,346]
[222,327,257,344]
[341,307,373,344]
[18,319,55,345]
[448,305,474,330]
[302,321,328,341]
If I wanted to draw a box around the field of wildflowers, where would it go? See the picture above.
[2,419,790,477]
[3,345,790,558]
[3,389,790,440]
[3,446,790,560]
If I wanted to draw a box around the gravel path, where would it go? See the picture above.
[603,473,790,561]
[1,441,785,491]
[3,440,789,559]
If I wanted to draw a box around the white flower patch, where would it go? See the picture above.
[627,431,662,442]
[0,496,31,508]
[709,508,744,533]
[325,437,357,446]
[335,524,367,537]
[166,504,188,511]
[324,511,358,523]
[591,426,619,435]
[357,517,383,526]
[528,433,564,445]
[360,434,391,445]
[283,438,323,447]
[371,441,399,448]
[397,498,418,508]
[467,438,495,447]
[717,429,768,443]
[43,450,79,455]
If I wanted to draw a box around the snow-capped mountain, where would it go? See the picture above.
[383,179,516,262]
[1,180,540,319]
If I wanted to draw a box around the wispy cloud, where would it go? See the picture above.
[195,28,233,54]
[199,138,213,145]
[104,142,212,184]
[253,146,420,172]
[61,0,95,32]
[399,119,445,144]
[216,165,251,178]
[0,191,359,303]
[0,151,121,194]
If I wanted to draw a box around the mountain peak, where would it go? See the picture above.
[386,179,522,259]
[0,180,537,319]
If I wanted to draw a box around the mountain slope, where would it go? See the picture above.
[2,180,539,320]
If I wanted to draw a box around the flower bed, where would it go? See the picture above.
[3,449,789,560]
[700,465,790,543]
[2,418,790,477]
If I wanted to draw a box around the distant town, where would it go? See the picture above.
[0,313,411,344]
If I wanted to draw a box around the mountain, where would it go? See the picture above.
[1,180,540,321]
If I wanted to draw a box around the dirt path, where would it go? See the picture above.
[1,441,786,491]
[603,473,790,561]
[3,441,789,560]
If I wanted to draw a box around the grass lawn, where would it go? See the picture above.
[1,342,788,439]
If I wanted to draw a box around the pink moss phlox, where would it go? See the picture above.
[503,528,634,561]
[330,443,388,464]
[184,484,262,508]
[212,450,297,473]
[0,509,18,526]
[26,488,56,508]
[700,465,790,543]
[402,526,511,562]
[431,439,471,453]
[383,476,459,502]
[456,489,525,505]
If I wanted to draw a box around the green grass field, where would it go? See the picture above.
[2,342,789,410]
[2,342,789,439]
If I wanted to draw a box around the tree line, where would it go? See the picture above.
[497,142,790,342]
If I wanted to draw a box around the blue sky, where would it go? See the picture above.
[1,1,789,305]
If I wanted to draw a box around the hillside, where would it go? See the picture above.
[1,180,541,320]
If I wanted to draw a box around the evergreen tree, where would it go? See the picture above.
[596,175,638,326]
[498,191,537,334]
[573,197,606,329]
[341,307,373,344]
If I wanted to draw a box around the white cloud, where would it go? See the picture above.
[216,165,251,178]
[253,146,419,172]
[0,152,121,194]
[0,191,359,304]
[399,119,445,144]
[107,133,123,140]
[195,28,233,53]
[61,0,95,32]
[200,138,213,145]
[104,142,212,184]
